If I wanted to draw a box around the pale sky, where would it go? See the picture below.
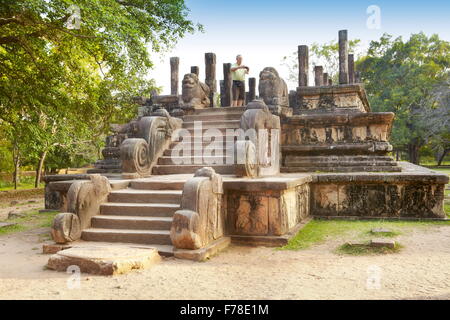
[149,0,450,93]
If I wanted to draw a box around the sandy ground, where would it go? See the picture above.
[1,222,450,300]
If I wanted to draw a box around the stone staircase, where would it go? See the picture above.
[81,107,246,256]
[153,107,245,175]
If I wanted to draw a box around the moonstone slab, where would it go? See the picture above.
[47,246,161,275]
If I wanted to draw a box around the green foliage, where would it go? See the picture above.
[0,0,200,179]
[358,33,450,164]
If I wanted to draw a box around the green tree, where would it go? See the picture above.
[0,0,200,188]
[358,33,450,164]
[282,39,361,84]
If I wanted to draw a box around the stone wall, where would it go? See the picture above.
[310,163,448,219]
[224,179,310,237]
[295,84,370,113]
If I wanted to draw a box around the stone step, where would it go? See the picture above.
[182,120,241,129]
[158,156,234,165]
[284,155,395,162]
[82,228,172,245]
[281,166,402,173]
[163,146,235,156]
[91,216,172,230]
[193,107,246,115]
[169,140,238,149]
[284,161,398,167]
[183,113,242,122]
[152,164,236,175]
[108,189,182,204]
[100,202,179,217]
[130,180,185,190]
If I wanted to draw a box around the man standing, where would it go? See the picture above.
[231,55,249,107]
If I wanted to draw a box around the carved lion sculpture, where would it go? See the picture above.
[181,73,210,109]
[258,67,289,111]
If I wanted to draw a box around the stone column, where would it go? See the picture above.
[314,66,324,86]
[248,77,256,101]
[323,73,329,86]
[191,66,199,77]
[222,63,232,107]
[348,54,355,84]
[298,45,309,87]
[205,53,217,107]
[338,30,349,84]
[170,57,179,96]
[220,80,225,107]
[328,78,333,86]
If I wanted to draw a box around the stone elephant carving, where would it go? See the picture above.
[236,99,281,177]
[170,167,224,250]
[120,108,182,176]
[51,174,111,244]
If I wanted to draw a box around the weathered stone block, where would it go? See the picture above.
[47,246,161,275]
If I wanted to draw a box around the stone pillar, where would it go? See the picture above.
[220,80,225,107]
[298,45,309,87]
[338,30,349,84]
[191,66,199,77]
[323,73,329,86]
[205,53,217,108]
[248,77,256,101]
[170,57,179,96]
[328,78,333,86]
[348,54,355,84]
[314,66,324,87]
[222,63,232,107]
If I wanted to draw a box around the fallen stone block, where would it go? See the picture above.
[370,239,396,249]
[371,228,392,234]
[46,246,161,275]
[0,222,16,229]
[42,243,73,254]
[8,211,25,219]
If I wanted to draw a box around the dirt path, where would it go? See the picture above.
[1,223,450,300]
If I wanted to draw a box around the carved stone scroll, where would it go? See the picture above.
[170,167,224,250]
[51,174,111,244]
[237,100,281,177]
[120,110,182,176]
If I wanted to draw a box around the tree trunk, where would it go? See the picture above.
[407,142,420,164]
[437,149,449,166]
[35,150,47,188]
[12,140,20,190]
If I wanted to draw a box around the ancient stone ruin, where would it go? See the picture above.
[44,30,448,269]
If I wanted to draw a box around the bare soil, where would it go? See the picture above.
[1,217,450,300]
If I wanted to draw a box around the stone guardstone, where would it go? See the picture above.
[46,246,161,275]
[0,222,16,228]
[370,239,396,249]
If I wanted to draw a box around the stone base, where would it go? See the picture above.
[230,218,310,247]
[46,246,161,275]
[310,162,448,218]
[173,237,231,261]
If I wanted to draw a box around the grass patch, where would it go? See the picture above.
[0,209,58,236]
[336,242,403,256]
[280,219,450,251]
[367,229,401,238]
[0,223,26,235]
